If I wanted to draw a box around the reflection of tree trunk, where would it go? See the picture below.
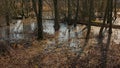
[68,29,71,46]
[55,31,59,47]
[53,0,60,31]
[75,29,78,38]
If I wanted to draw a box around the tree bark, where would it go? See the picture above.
[85,0,92,40]
[37,0,43,40]
[99,0,109,38]
[67,0,71,25]
[108,0,113,34]
[32,0,43,40]
[5,0,10,45]
[74,0,79,27]
[53,0,60,31]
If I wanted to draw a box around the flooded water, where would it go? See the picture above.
[112,18,120,44]
[0,17,120,46]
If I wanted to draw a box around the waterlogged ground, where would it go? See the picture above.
[0,17,120,68]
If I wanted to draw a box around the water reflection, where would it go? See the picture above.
[13,20,23,32]
[43,20,55,34]
[0,17,120,45]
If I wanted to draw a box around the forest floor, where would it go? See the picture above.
[0,31,120,68]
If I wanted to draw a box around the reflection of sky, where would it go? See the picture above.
[112,18,120,44]
[2,17,120,45]
[10,20,23,40]
[59,23,68,42]
[43,20,55,34]
[13,20,23,32]
[9,20,82,47]
[31,22,36,31]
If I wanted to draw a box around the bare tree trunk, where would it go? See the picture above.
[53,0,60,31]
[37,0,43,40]
[99,0,109,38]
[5,12,10,45]
[32,0,37,15]
[32,0,43,40]
[67,0,71,25]
[74,0,79,27]
[85,0,92,40]
[4,0,10,45]
[113,0,117,21]
[108,0,113,34]
[21,0,25,18]
[82,0,88,21]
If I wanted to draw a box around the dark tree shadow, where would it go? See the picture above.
[98,33,111,68]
